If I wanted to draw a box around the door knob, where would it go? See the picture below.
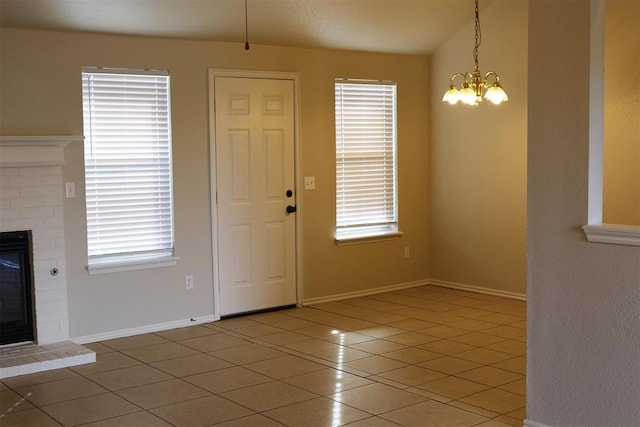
[286,205,297,214]
[286,189,293,198]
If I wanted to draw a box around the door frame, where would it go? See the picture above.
[208,69,303,321]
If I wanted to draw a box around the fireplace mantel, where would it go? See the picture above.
[0,135,83,167]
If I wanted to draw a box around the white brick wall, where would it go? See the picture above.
[0,166,70,344]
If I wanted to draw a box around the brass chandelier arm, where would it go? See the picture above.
[449,73,468,86]
[484,71,501,85]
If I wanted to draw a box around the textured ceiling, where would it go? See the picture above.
[0,0,487,55]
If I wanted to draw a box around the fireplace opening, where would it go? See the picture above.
[0,230,36,345]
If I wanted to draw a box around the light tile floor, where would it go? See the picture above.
[0,285,526,426]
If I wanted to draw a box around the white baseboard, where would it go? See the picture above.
[428,279,526,301]
[303,279,429,306]
[524,420,551,427]
[72,280,525,344]
[72,315,218,344]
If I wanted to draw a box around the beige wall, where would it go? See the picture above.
[429,0,528,296]
[527,1,640,424]
[0,29,430,338]
[603,0,640,225]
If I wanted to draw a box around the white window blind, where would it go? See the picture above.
[335,80,398,239]
[82,67,174,264]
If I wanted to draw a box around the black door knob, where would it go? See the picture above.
[286,190,293,198]
[286,205,297,214]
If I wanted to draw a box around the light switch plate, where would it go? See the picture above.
[304,176,315,190]
[65,182,76,198]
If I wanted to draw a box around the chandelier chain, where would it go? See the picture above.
[473,0,481,72]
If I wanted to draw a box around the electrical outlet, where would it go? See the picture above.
[403,247,410,259]
[185,275,194,290]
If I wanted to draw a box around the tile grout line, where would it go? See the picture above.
[0,285,526,426]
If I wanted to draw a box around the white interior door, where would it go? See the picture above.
[214,76,297,316]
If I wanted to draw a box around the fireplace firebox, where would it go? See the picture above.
[0,230,36,345]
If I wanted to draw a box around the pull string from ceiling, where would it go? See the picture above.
[244,0,250,50]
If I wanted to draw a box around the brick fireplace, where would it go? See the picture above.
[0,136,94,378]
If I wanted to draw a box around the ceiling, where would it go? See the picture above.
[0,0,485,55]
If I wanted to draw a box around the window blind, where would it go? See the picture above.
[82,68,174,262]
[335,80,397,237]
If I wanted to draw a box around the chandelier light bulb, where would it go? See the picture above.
[442,85,460,104]
[460,85,476,105]
[484,84,509,105]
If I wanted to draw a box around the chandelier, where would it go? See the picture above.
[442,0,508,106]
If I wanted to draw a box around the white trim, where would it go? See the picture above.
[72,315,218,344]
[0,135,83,145]
[208,71,221,322]
[303,280,428,306]
[208,69,300,81]
[335,231,403,246]
[86,256,180,275]
[524,420,552,427]
[303,279,527,307]
[71,280,527,344]
[583,0,640,245]
[0,135,83,168]
[588,0,605,225]
[428,279,527,301]
[292,74,304,308]
[582,223,640,247]
[335,78,396,86]
[82,66,168,77]
[208,69,303,320]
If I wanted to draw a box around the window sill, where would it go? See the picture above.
[335,231,403,246]
[582,223,640,247]
[86,256,180,275]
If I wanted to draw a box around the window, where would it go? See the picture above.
[82,67,176,273]
[335,79,400,243]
